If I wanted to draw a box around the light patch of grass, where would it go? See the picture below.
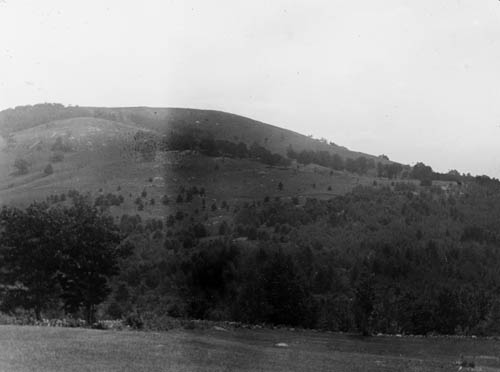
[1,325,499,372]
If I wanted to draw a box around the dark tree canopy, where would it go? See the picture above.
[57,198,121,323]
[0,195,121,323]
[0,202,64,319]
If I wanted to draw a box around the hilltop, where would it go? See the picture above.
[0,103,394,212]
[0,103,379,157]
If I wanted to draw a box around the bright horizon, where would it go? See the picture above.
[1,0,500,177]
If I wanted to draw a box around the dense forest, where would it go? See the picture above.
[2,175,500,336]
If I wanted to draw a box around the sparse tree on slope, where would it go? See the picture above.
[43,163,53,176]
[13,158,29,175]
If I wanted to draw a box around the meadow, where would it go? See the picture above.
[1,325,499,371]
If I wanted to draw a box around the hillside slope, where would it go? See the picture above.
[4,104,497,338]
[0,104,381,158]
[0,104,394,212]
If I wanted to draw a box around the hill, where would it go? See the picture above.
[0,104,381,157]
[0,103,394,211]
[5,103,500,337]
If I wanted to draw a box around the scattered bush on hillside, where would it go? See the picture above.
[95,193,124,208]
[46,194,59,204]
[50,152,64,162]
[119,214,142,234]
[13,158,30,175]
[218,221,230,235]
[43,164,53,176]
[134,197,144,211]
[145,218,163,232]
[134,131,158,161]
[51,136,72,152]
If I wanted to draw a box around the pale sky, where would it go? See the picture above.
[1,0,500,176]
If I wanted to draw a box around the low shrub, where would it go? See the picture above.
[92,320,124,330]
[125,312,144,330]
[0,312,17,325]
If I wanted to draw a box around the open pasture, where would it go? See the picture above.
[1,325,500,371]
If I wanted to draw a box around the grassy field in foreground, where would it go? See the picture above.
[1,326,500,371]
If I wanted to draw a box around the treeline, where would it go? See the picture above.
[167,132,290,166]
[287,147,405,178]
[134,130,291,166]
[0,103,91,136]
[412,162,500,188]
[287,147,500,188]
[108,181,500,335]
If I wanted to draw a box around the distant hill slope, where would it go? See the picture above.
[0,104,380,160]
[0,103,396,213]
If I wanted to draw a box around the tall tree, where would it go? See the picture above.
[0,203,64,319]
[353,262,375,336]
[57,197,121,324]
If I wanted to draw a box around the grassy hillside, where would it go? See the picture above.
[0,103,392,211]
[0,104,383,157]
[87,106,378,159]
